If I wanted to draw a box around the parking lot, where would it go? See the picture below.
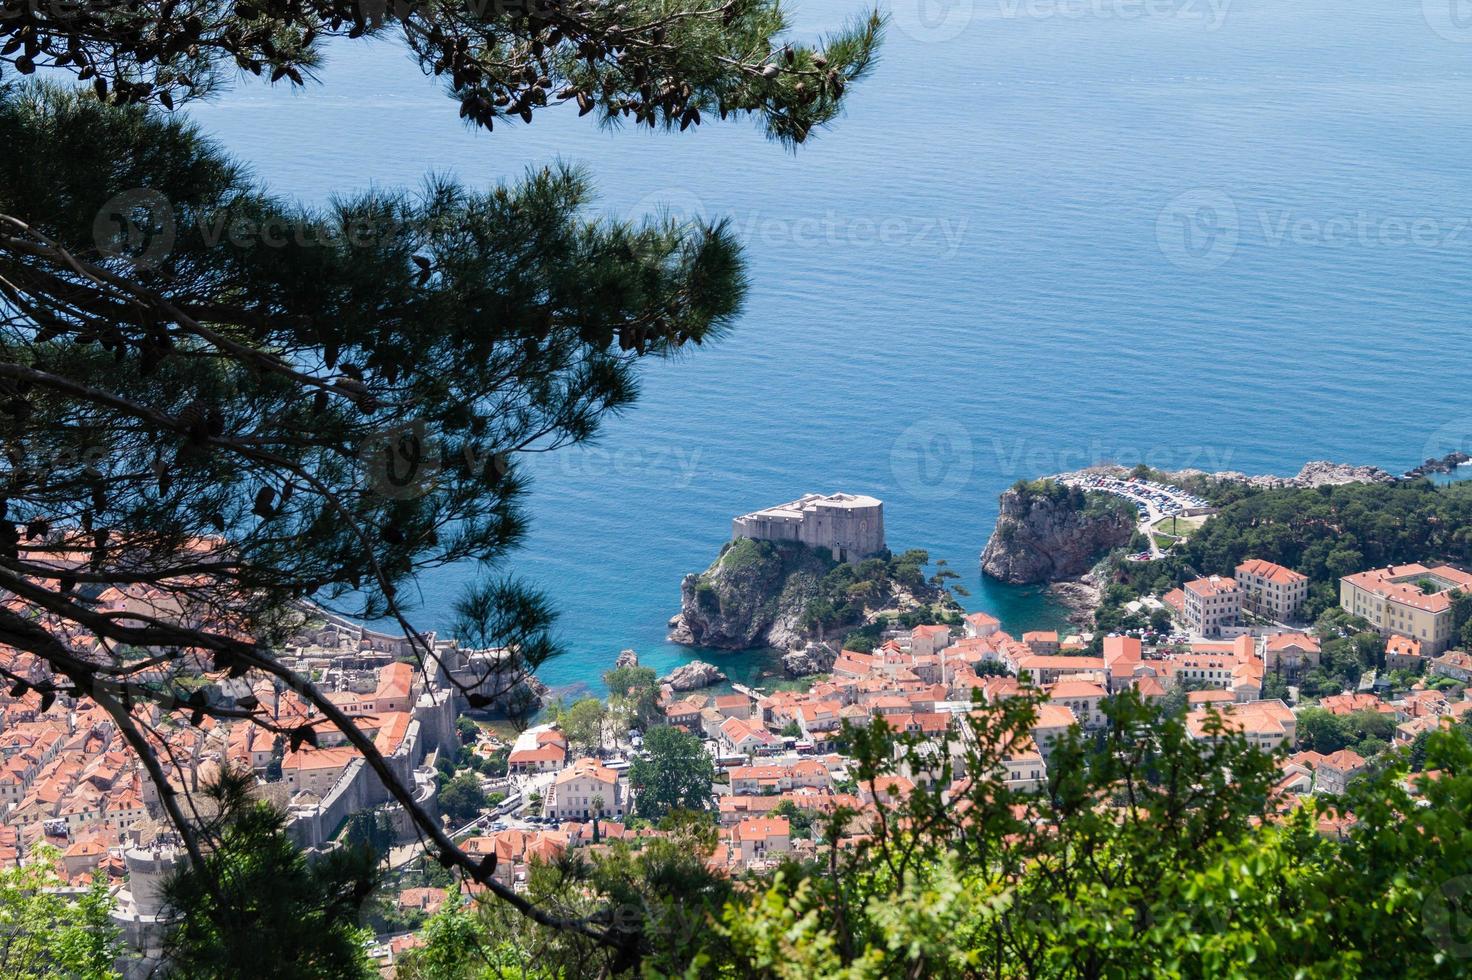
[1062,475,1214,560]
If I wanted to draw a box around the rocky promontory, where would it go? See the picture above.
[1406,451,1472,480]
[669,538,959,651]
[980,480,1135,585]
[658,659,727,691]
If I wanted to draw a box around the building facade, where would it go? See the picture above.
[1235,559,1309,621]
[1340,563,1472,655]
[1183,576,1242,638]
[731,493,885,563]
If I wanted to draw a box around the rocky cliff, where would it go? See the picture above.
[980,481,1135,585]
[669,538,957,651]
[658,660,728,691]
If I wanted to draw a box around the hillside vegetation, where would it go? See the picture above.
[1100,479,1472,635]
[397,693,1472,978]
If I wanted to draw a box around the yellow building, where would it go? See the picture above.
[1339,563,1472,655]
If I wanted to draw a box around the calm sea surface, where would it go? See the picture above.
[185,0,1472,695]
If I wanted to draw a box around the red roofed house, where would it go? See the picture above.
[730,817,791,863]
[720,717,781,756]
[547,758,624,822]
[1285,749,1368,795]
[1185,699,1296,751]
[1047,680,1108,729]
[1023,631,1060,655]
[963,612,1000,638]
[508,729,568,775]
[1236,558,1309,621]
[1263,632,1321,680]
[1385,634,1425,671]
[911,624,952,658]
[1183,576,1241,638]
[373,662,415,713]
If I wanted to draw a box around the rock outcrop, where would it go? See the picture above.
[1285,460,1396,487]
[981,482,1135,585]
[658,660,727,691]
[670,537,959,651]
[1406,451,1472,480]
[668,537,836,650]
[1057,460,1396,490]
[613,648,640,670]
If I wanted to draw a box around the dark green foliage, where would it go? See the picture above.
[603,664,661,732]
[438,771,489,824]
[342,808,396,861]
[401,813,732,978]
[801,547,961,635]
[1095,479,1472,630]
[0,1,880,147]
[162,770,379,979]
[627,725,713,819]
[404,701,1472,977]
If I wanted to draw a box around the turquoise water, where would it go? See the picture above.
[183,1,1472,696]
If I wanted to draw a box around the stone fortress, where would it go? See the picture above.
[731,492,885,563]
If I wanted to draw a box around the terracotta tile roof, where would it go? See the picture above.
[1236,558,1308,585]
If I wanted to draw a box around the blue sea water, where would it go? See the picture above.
[182,0,1472,696]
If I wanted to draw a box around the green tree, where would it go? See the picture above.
[0,0,879,920]
[602,665,661,731]
[0,847,119,979]
[343,807,397,863]
[558,697,608,756]
[163,770,378,979]
[627,725,714,819]
[770,799,815,840]
[439,771,490,825]
[1297,706,1351,753]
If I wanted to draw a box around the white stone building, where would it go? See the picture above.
[1183,576,1242,638]
[731,493,885,563]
